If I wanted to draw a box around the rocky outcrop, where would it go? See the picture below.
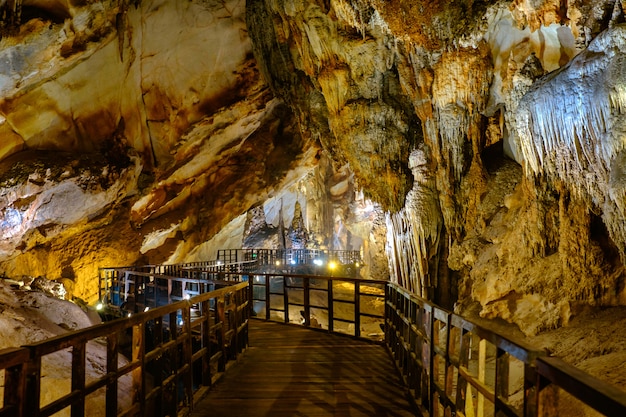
[0,278,131,417]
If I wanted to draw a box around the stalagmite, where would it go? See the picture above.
[386,148,442,298]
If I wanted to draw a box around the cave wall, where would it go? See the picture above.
[0,0,384,302]
[245,0,626,335]
[0,0,314,300]
[0,0,625,337]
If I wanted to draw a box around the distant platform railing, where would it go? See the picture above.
[249,273,387,340]
[99,266,386,342]
[217,248,363,276]
[98,260,260,314]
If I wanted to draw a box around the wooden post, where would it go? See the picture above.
[495,348,510,414]
[455,329,471,414]
[217,298,227,372]
[106,335,119,417]
[265,277,271,321]
[201,300,212,386]
[181,307,193,409]
[71,343,86,417]
[283,276,289,323]
[354,281,361,338]
[2,348,28,417]
[328,279,334,332]
[477,339,487,417]
[537,375,559,417]
[303,277,311,327]
[132,323,145,416]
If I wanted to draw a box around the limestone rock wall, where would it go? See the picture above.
[0,0,625,339]
[246,0,626,335]
[0,0,312,301]
[0,0,383,302]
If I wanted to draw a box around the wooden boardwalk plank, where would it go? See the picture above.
[190,320,418,417]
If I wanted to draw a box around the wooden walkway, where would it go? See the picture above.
[190,320,418,417]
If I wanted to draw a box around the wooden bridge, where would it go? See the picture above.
[0,259,624,416]
[189,320,415,417]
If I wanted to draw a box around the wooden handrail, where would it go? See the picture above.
[0,281,249,417]
[385,282,626,417]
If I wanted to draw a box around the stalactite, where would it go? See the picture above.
[513,24,626,259]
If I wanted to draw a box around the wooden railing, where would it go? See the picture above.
[386,283,626,417]
[2,267,625,417]
[250,273,387,340]
[0,281,249,417]
[98,264,252,314]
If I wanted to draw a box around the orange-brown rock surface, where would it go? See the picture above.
[0,0,624,343]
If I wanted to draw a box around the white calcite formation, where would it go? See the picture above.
[514,25,626,259]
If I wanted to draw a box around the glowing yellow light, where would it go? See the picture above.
[355,262,360,268]
[96,303,104,311]
[328,261,337,270]
[275,260,281,266]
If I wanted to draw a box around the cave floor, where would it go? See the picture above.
[190,320,418,417]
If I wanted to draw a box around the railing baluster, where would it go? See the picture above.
[132,322,145,416]
[2,348,28,417]
[106,334,119,417]
[303,277,310,327]
[327,279,334,333]
[181,307,193,409]
[354,281,360,338]
[265,276,271,321]
[283,275,289,323]
[495,347,510,415]
[71,342,86,417]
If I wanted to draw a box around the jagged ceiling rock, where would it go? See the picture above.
[244,0,626,335]
[247,0,418,212]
